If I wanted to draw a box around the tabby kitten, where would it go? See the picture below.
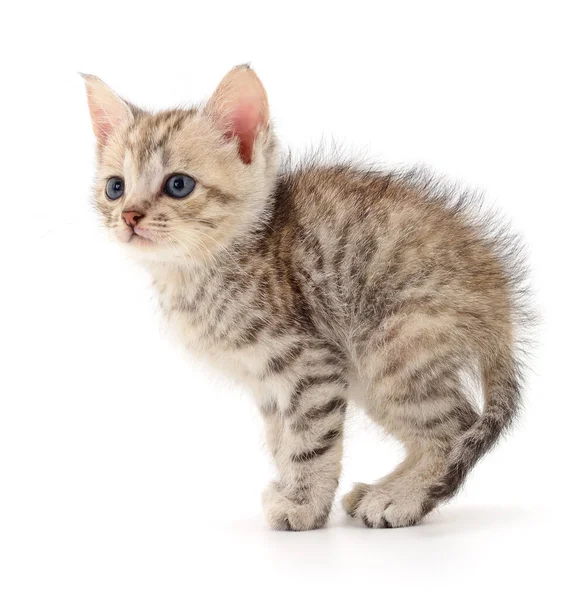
[82,66,528,530]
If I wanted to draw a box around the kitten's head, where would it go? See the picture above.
[83,66,279,265]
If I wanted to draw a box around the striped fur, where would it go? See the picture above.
[84,66,531,530]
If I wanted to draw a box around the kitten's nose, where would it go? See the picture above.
[121,211,144,228]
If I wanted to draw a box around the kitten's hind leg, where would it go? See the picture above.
[345,333,479,528]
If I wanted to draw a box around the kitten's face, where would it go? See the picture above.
[85,67,278,266]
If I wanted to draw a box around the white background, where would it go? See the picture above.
[1,1,586,598]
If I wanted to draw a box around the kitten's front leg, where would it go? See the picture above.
[260,366,348,531]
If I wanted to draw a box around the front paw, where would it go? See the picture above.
[262,483,331,531]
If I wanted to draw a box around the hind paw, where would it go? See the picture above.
[346,485,427,529]
[342,482,372,517]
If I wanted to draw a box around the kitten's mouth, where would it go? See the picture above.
[129,233,152,245]
[129,226,157,245]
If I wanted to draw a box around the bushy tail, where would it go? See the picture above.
[423,349,523,514]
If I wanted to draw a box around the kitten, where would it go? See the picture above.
[82,66,529,530]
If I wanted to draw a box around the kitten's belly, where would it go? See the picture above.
[348,370,367,408]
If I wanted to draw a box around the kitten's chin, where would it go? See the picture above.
[123,240,175,263]
[119,237,205,267]
[111,228,217,268]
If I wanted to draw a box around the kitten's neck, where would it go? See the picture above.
[147,220,272,289]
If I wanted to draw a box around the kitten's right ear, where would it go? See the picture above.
[205,65,270,164]
[81,74,133,145]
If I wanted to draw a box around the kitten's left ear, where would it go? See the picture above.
[205,65,270,164]
[81,74,134,145]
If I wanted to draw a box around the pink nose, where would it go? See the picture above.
[122,211,144,227]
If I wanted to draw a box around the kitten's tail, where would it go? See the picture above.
[423,348,523,514]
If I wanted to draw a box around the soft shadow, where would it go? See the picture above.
[225,505,540,540]
[417,504,540,537]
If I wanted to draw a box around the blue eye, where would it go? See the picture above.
[164,174,196,199]
[105,177,124,200]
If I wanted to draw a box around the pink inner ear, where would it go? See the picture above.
[92,107,114,144]
[225,103,262,164]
